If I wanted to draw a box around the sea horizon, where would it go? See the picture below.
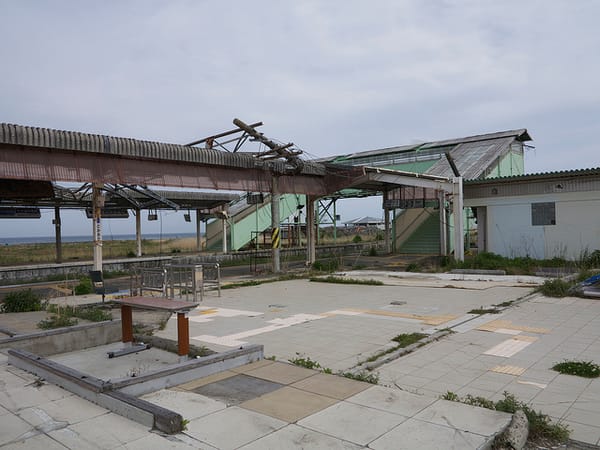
[0,232,199,246]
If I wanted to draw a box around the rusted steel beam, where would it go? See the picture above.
[0,145,349,195]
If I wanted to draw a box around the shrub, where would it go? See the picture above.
[352,235,362,243]
[311,259,339,272]
[406,263,420,272]
[536,278,572,298]
[1,289,43,313]
[74,277,93,295]
[368,246,378,256]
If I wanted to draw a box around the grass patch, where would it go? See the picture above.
[46,304,113,322]
[551,360,600,378]
[467,307,501,315]
[221,274,307,290]
[392,332,427,347]
[288,354,373,381]
[1,289,44,313]
[493,300,514,308]
[442,391,570,446]
[38,315,78,329]
[311,258,340,272]
[364,333,428,363]
[309,276,383,286]
[536,278,572,298]
[444,251,569,275]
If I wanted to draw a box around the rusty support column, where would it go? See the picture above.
[135,208,142,257]
[177,312,190,358]
[121,305,133,346]
[54,202,62,263]
[92,183,104,271]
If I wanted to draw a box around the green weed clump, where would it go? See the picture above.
[340,370,379,384]
[38,315,78,329]
[536,278,572,298]
[467,307,501,315]
[552,360,600,378]
[442,391,570,446]
[1,289,43,313]
[289,353,324,370]
[392,332,427,347]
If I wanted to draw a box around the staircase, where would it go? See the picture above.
[397,210,441,254]
[206,194,305,251]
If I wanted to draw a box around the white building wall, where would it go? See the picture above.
[466,191,600,260]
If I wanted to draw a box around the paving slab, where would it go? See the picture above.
[1,432,70,449]
[291,372,370,400]
[414,399,512,437]
[346,385,436,416]
[192,374,283,406]
[184,406,286,450]
[48,412,150,449]
[237,424,363,449]
[0,413,35,446]
[240,386,338,422]
[298,401,406,446]
[372,417,489,450]
[242,361,317,384]
[141,389,226,420]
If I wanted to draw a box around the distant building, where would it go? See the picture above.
[344,216,384,228]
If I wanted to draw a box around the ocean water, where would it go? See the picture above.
[0,232,198,246]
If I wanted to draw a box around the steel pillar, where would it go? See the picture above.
[135,208,142,257]
[54,202,62,263]
[92,183,104,271]
[439,191,448,256]
[452,177,464,262]
[306,196,316,264]
[195,210,202,252]
[271,177,281,273]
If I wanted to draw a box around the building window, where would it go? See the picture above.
[531,202,556,226]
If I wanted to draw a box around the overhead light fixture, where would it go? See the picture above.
[148,210,158,221]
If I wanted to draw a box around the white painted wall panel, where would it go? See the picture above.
[468,190,600,260]
[487,203,545,258]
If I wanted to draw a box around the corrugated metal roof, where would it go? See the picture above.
[0,123,326,176]
[420,129,531,148]
[425,137,515,179]
[464,167,600,185]
[325,129,530,163]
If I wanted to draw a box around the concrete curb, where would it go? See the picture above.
[7,344,264,433]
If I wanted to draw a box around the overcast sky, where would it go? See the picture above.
[1,1,599,238]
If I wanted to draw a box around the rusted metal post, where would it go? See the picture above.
[54,202,62,263]
[121,305,133,346]
[92,183,104,271]
[383,191,391,254]
[177,312,190,358]
[135,208,142,257]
